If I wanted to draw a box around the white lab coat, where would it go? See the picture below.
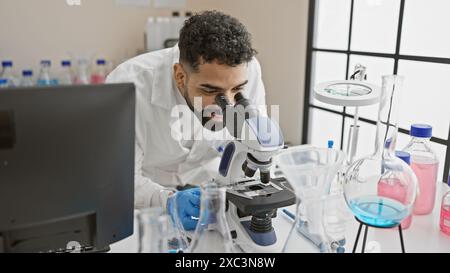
[106,45,267,210]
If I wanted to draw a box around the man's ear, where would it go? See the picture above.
[173,63,187,90]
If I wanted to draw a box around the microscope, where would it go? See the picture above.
[214,93,296,253]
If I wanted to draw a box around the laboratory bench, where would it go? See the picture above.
[110,183,450,253]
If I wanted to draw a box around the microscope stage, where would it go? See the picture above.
[226,177,296,215]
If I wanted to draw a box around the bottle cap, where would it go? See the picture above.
[61,60,71,67]
[327,140,334,149]
[2,61,12,67]
[395,151,411,165]
[41,60,51,66]
[22,70,33,76]
[410,124,432,138]
[384,138,392,148]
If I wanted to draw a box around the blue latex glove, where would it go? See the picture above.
[167,187,201,231]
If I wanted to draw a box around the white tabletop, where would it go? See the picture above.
[110,183,450,253]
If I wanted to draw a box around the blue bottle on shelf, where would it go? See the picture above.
[20,70,34,87]
[1,60,18,87]
[37,60,59,86]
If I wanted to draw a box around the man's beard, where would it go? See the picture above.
[182,88,223,132]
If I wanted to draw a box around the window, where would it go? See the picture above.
[303,0,450,183]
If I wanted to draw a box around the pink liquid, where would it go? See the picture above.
[440,205,450,236]
[377,178,412,229]
[411,161,439,215]
[90,74,105,84]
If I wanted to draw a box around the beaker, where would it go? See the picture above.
[277,146,346,253]
[190,181,235,253]
[343,75,418,228]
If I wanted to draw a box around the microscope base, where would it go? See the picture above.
[227,203,286,253]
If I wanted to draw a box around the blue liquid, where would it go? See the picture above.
[37,79,59,86]
[37,79,51,86]
[349,196,409,227]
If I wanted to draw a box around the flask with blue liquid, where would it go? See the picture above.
[37,60,57,86]
[1,60,18,87]
[343,75,418,228]
[0,78,8,89]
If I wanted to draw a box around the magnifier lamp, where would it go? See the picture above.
[313,64,381,164]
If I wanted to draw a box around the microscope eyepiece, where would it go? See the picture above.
[215,94,231,110]
[234,92,250,108]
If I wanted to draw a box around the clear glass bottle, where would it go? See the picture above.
[59,60,75,85]
[344,75,418,228]
[90,59,107,84]
[137,207,189,253]
[190,181,234,253]
[75,59,90,85]
[1,60,18,87]
[36,60,53,86]
[403,124,439,215]
[20,70,34,87]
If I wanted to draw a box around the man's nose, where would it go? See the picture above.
[222,90,236,105]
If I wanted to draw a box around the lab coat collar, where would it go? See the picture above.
[150,45,181,110]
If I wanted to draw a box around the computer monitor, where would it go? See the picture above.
[0,83,135,253]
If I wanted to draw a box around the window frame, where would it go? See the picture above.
[302,0,450,183]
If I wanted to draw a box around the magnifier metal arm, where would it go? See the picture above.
[346,64,367,164]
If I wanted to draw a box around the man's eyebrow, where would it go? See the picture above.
[234,80,249,89]
[199,84,224,91]
[199,80,249,92]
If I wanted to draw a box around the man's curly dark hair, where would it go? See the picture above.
[178,10,257,71]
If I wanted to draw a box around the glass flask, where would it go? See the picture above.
[343,75,418,228]
[165,187,191,253]
[190,181,235,253]
[377,151,413,229]
[403,124,439,215]
[137,207,189,253]
[277,146,346,253]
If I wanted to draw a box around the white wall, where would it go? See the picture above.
[0,0,173,72]
[0,0,309,144]
[186,0,309,144]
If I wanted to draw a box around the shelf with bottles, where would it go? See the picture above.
[0,58,111,89]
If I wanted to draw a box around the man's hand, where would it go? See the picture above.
[167,187,201,231]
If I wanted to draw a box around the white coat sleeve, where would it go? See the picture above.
[134,142,173,210]
[106,65,173,211]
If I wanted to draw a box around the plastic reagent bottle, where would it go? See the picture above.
[403,124,439,215]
